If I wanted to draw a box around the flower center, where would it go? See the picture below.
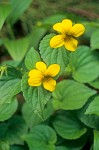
[63,34,72,42]
[43,75,51,82]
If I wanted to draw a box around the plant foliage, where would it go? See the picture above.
[0,1,99,149]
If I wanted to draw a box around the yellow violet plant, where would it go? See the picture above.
[0,12,99,150]
[1,3,99,149]
[20,19,86,114]
[0,18,88,117]
[50,19,85,51]
[28,61,60,92]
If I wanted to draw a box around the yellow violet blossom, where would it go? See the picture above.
[50,19,85,51]
[28,61,60,92]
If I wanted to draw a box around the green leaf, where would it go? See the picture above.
[24,125,57,150]
[83,22,99,39]
[21,73,51,114]
[85,96,99,116]
[43,14,86,26]
[93,130,99,150]
[89,77,99,89]
[63,134,88,150]
[56,135,87,150]
[29,26,47,49]
[52,80,96,110]
[8,0,32,24]
[77,98,99,130]
[0,141,10,150]
[79,114,99,130]
[25,47,41,70]
[52,111,87,140]
[5,115,27,145]
[22,101,54,128]
[0,4,11,30]
[2,60,20,68]
[4,38,29,61]
[0,116,27,145]
[39,34,69,75]
[0,97,18,121]
[0,67,21,104]
[43,14,66,25]
[91,29,99,50]
[69,46,99,83]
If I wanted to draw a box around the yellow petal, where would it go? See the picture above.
[62,19,72,34]
[53,23,65,33]
[45,64,60,77]
[36,61,47,73]
[28,77,42,86]
[43,78,56,92]
[50,35,64,48]
[29,69,42,77]
[28,69,44,86]
[64,36,78,51]
[70,24,85,37]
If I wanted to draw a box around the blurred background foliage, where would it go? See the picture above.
[0,0,99,64]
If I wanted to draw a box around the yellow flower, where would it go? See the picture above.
[28,61,60,92]
[50,19,85,51]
